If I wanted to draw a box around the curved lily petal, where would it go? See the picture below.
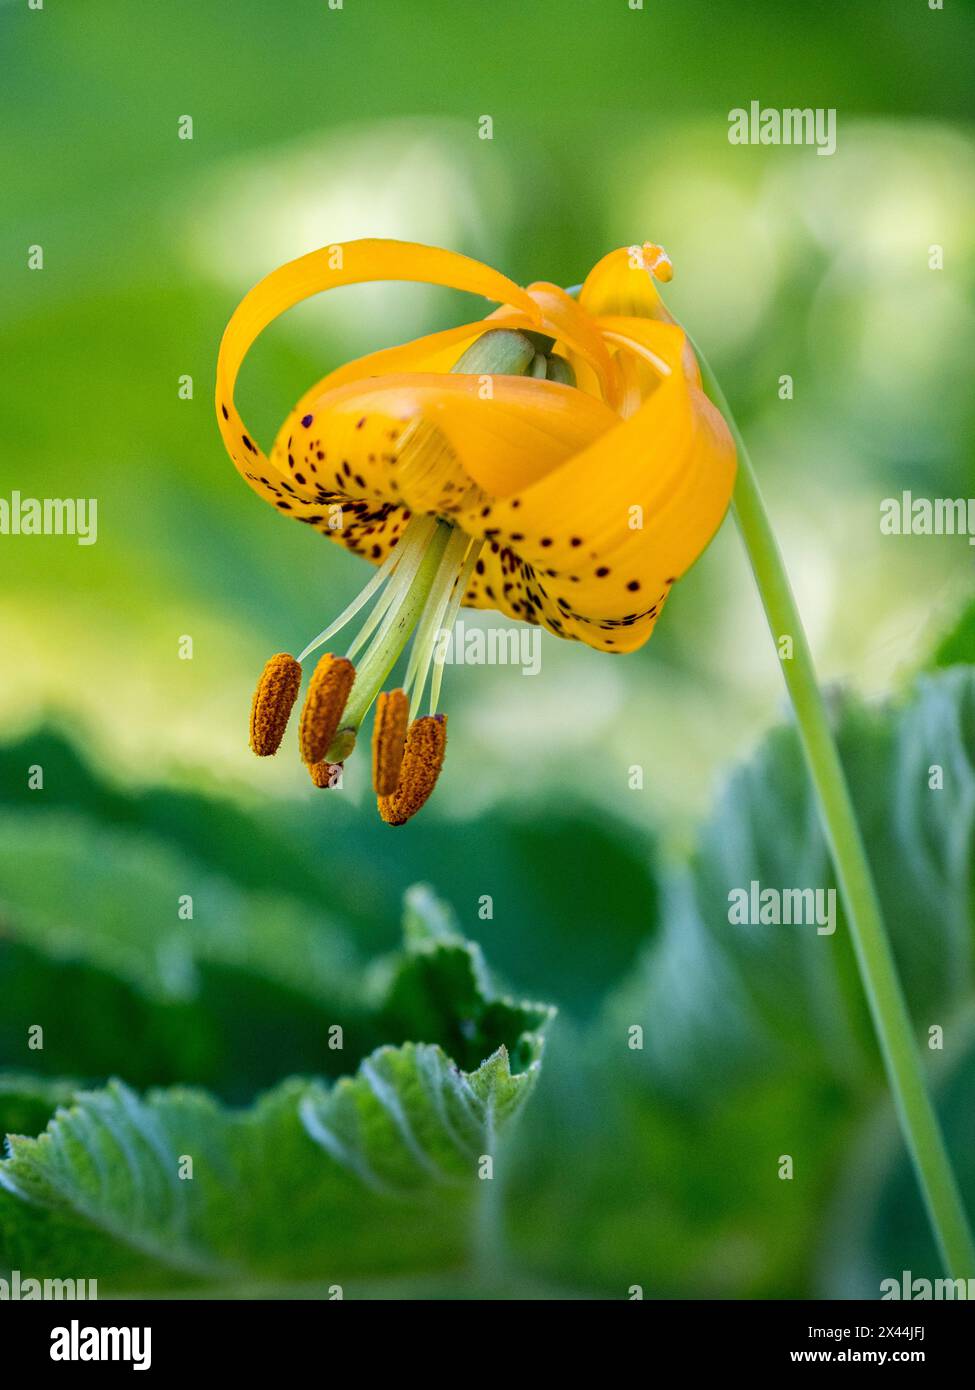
[277,288,621,432]
[456,349,736,650]
[595,315,684,377]
[311,318,498,391]
[261,371,615,565]
[598,312,703,391]
[219,239,736,661]
[215,239,543,512]
[423,378,617,497]
[525,282,622,408]
[303,294,618,403]
[579,243,675,321]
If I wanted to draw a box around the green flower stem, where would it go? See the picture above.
[696,347,975,1279]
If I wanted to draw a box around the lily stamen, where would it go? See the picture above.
[402,526,477,719]
[324,519,453,760]
[249,653,302,756]
[371,688,409,795]
[298,653,356,764]
[345,515,441,664]
[377,714,448,826]
[296,535,411,666]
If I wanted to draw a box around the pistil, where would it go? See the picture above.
[325,519,453,760]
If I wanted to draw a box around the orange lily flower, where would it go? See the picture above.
[216,239,736,822]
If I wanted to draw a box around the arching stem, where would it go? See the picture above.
[696,343,975,1279]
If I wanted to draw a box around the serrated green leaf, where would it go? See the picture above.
[376,883,554,1076]
[0,890,552,1291]
[610,669,975,1104]
[0,1075,77,1145]
[0,1055,541,1290]
[512,670,975,1298]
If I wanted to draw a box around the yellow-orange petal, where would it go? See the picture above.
[371,688,409,795]
[579,244,676,323]
[525,282,622,409]
[266,370,617,550]
[318,300,599,396]
[298,653,356,764]
[422,377,617,498]
[249,653,302,756]
[597,313,702,391]
[215,239,543,520]
[456,335,737,651]
[596,315,685,377]
[377,715,447,825]
[309,319,497,393]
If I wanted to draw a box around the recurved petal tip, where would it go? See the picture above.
[299,654,356,764]
[371,688,410,796]
[249,653,302,756]
[643,242,673,282]
[377,714,447,826]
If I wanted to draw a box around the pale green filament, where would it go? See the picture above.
[324,522,453,759]
[296,515,436,664]
[403,527,475,720]
[299,326,546,764]
[345,515,437,663]
[402,527,472,693]
[428,540,481,716]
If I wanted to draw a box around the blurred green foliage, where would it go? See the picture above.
[2,667,974,1296]
[0,892,552,1292]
